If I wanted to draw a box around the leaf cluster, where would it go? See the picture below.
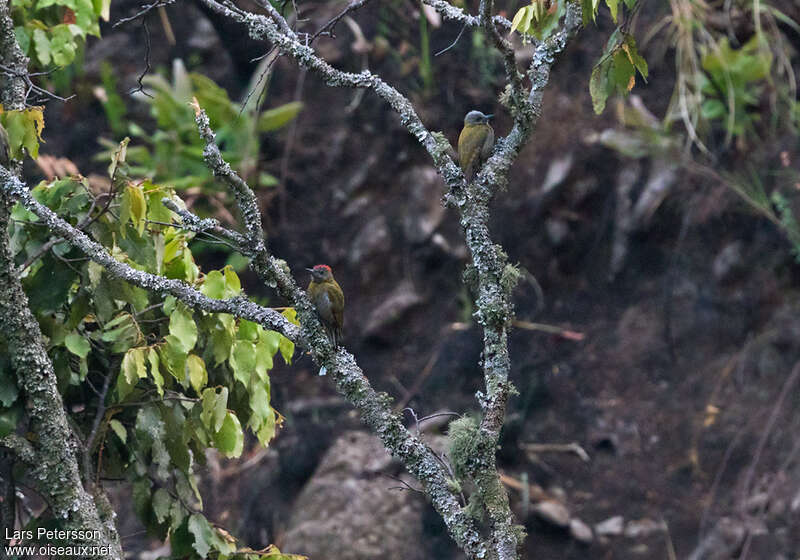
[11,0,109,68]
[96,60,302,196]
[2,140,300,558]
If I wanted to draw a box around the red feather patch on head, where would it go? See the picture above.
[313,264,331,271]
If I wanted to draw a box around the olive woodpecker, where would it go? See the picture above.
[458,110,494,181]
[307,264,344,347]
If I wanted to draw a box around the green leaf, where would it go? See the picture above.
[169,306,197,352]
[510,5,531,35]
[201,387,228,433]
[187,354,207,393]
[160,334,188,382]
[256,408,279,447]
[282,307,300,325]
[229,340,256,387]
[152,488,171,524]
[109,418,127,443]
[254,331,277,379]
[188,514,214,558]
[21,252,77,313]
[128,184,147,235]
[147,347,164,396]
[1,108,45,160]
[120,349,143,391]
[14,27,30,55]
[624,36,648,79]
[95,0,111,20]
[209,314,235,366]
[214,412,244,458]
[248,382,271,426]
[64,332,91,359]
[606,0,619,22]
[612,48,635,92]
[201,269,225,299]
[101,313,140,354]
[237,319,260,342]
[279,335,295,365]
[590,58,613,114]
[581,0,597,25]
[257,101,303,132]
[32,28,51,66]
[132,477,152,520]
[223,266,241,294]
[200,387,228,433]
[115,364,136,401]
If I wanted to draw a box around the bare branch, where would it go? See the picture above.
[422,0,511,30]
[309,0,374,43]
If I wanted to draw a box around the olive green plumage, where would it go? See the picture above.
[457,110,494,180]
[307,264,344,347]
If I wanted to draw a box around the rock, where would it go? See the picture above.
[712,241,744,283]
[630,158,678,230]
[363,281,424,337]
[569,518,593,543]
[349,215,391,265]
[595,515,624,536]
[544,217,569,246]
[624,518,666,538]
[541,153,574,194]
[282,431,425,560]
[401,166,445,243]
[531,500,570,528]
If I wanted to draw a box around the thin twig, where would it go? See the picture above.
[309,0,374,43]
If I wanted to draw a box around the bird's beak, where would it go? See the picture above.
[485,114,494,119]
[306,268,314,273]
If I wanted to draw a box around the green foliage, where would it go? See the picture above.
[509,0,567,41]
[97,59,302,197]
[579,0,636,25]
[0,106,46,159]
[699,36,772,140]
[7,141,297,558]
[418,0,434,92]
[589,30,648,115]
[771,190,800,262]
[11,0,109,69]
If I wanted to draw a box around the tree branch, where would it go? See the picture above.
[190,106,490,557]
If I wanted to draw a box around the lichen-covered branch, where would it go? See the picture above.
[0,3,121,556]
[0,170,301,344]
[479,0,526,120]
[0,161,489,558]
[421,0,512,30]
[0,198,122,559]
[190,1,583,558]
[191,107,489,558]
[197,0,467,191]
[477,3,582,192]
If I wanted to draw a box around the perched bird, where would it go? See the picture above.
[307,264,344,347]
[0,122,10,168]
[458,110,494,180]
